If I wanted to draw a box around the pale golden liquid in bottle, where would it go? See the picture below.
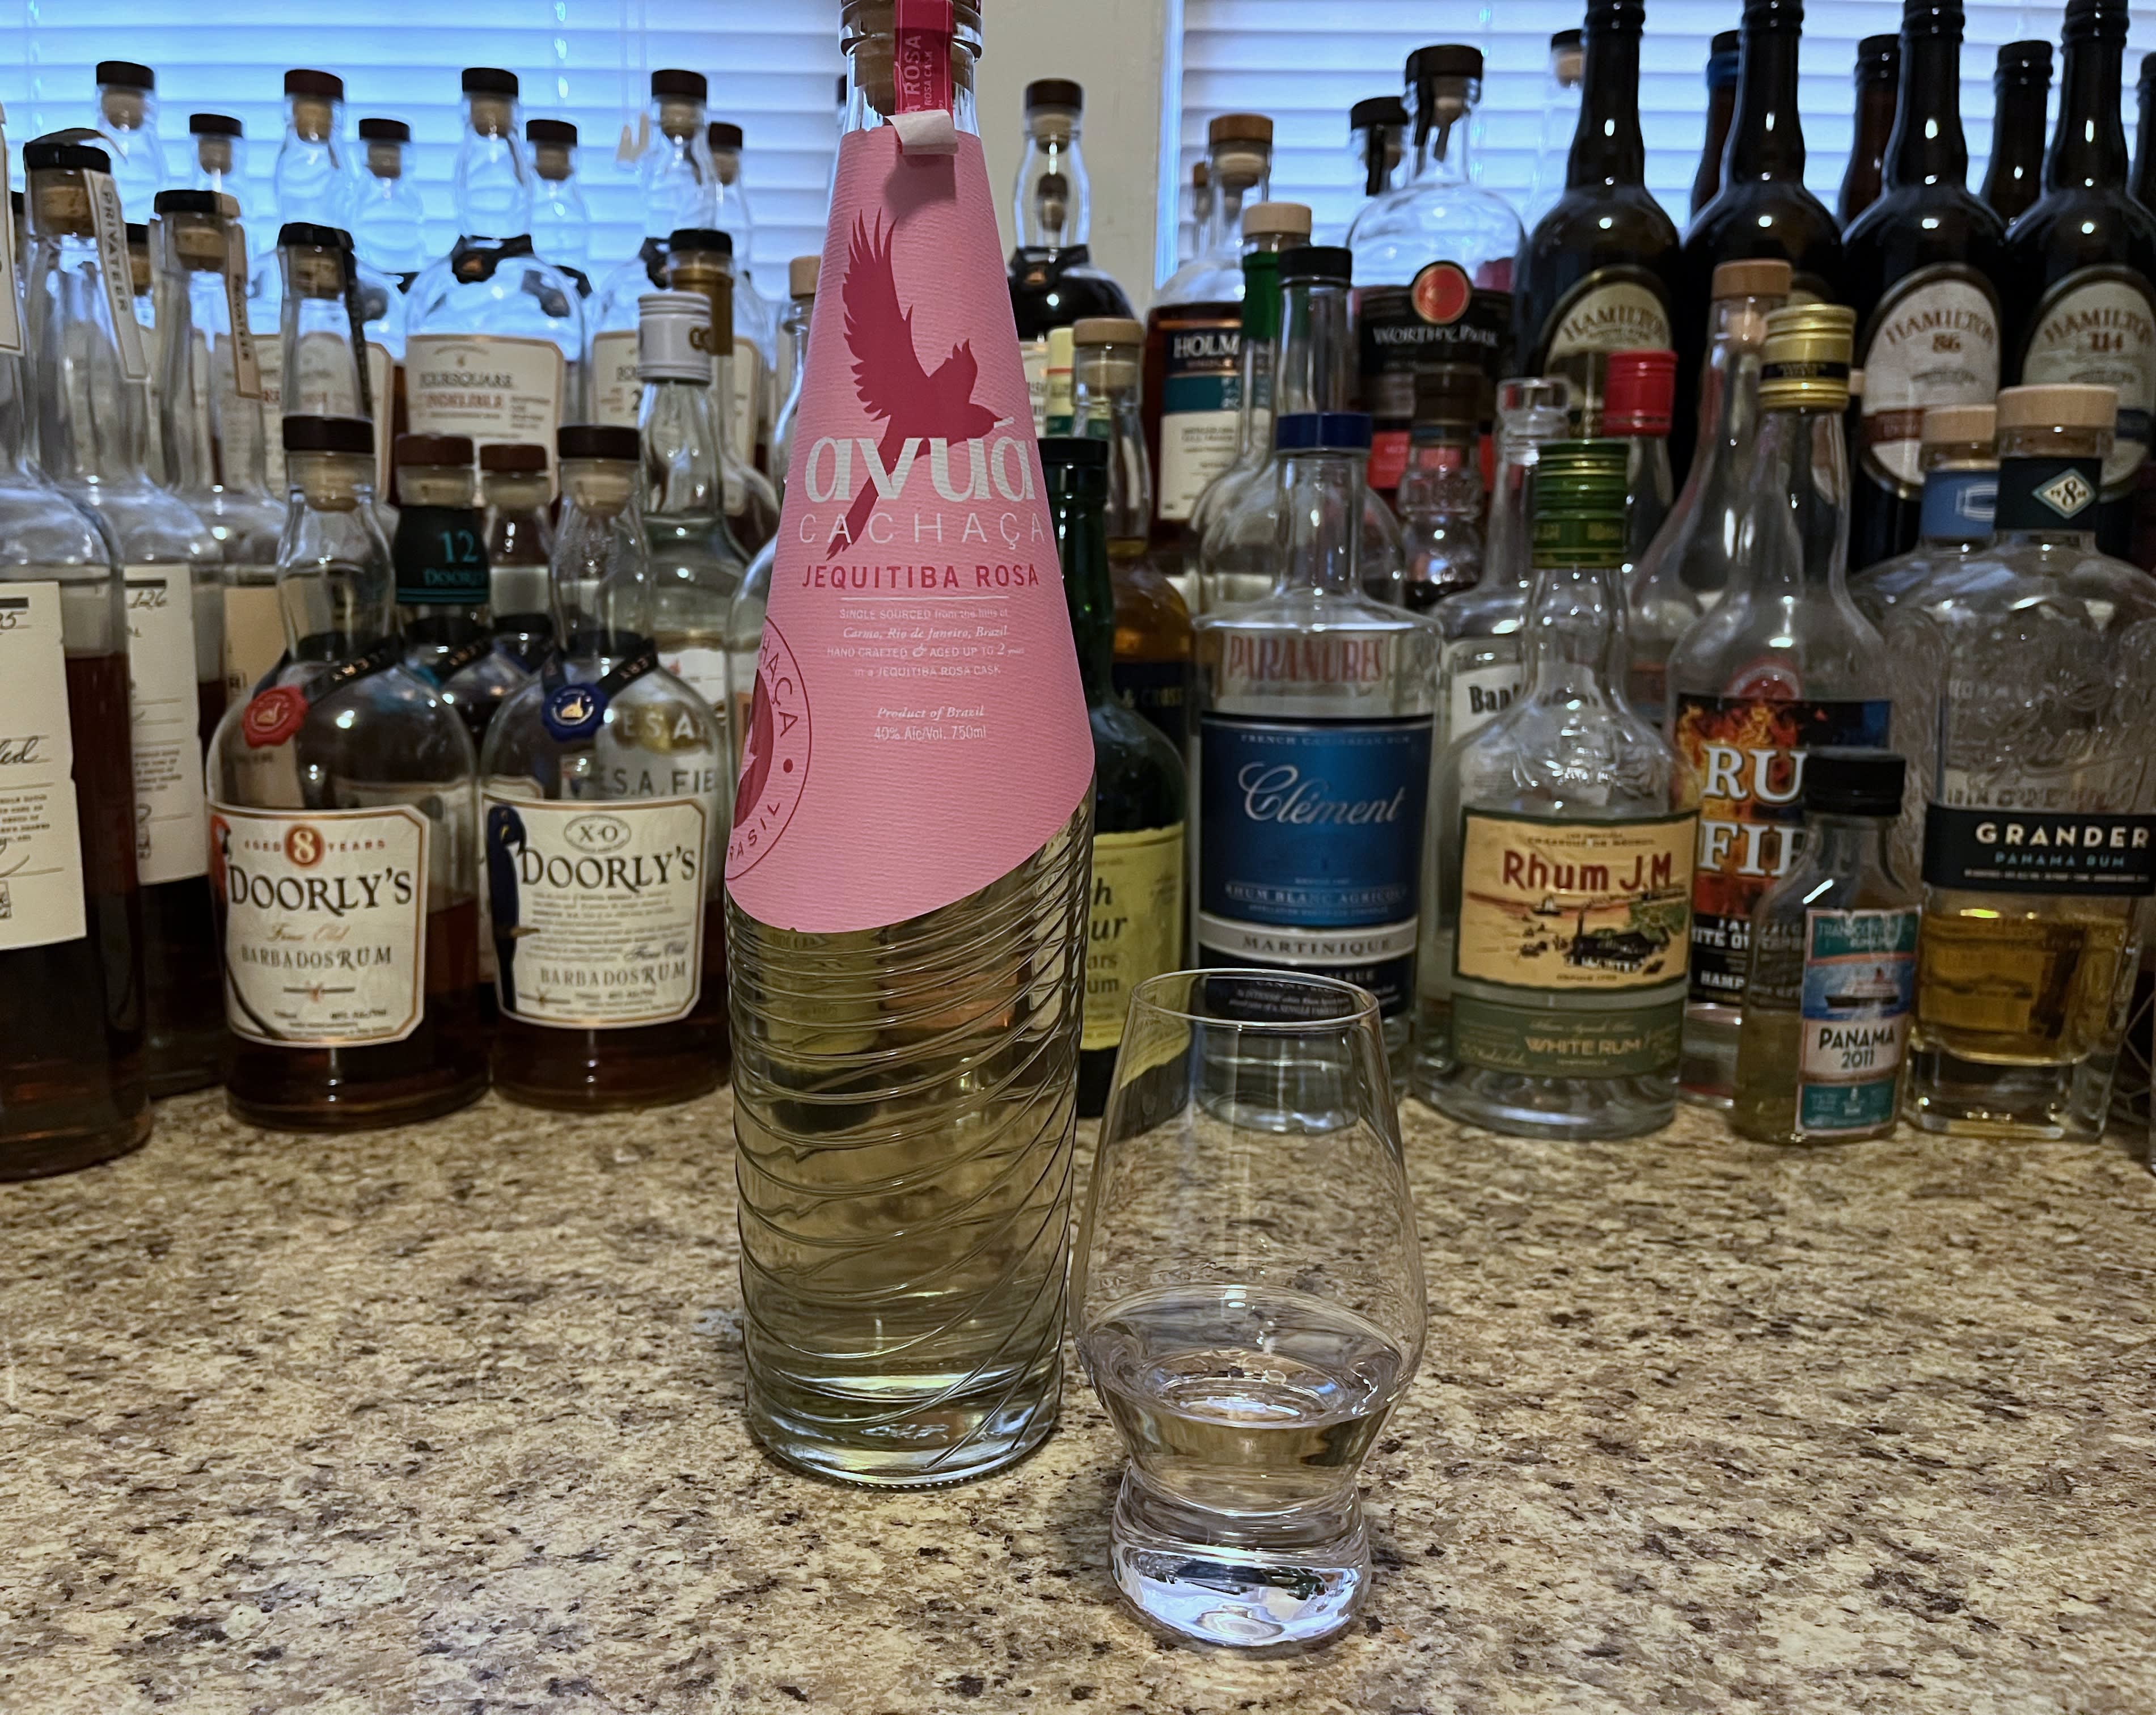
[1913,906,2130,1066]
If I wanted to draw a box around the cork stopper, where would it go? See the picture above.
[839,1,982,121]
[1072,317,1143,347]
[1996,384,2117,431]
[1922,403,1996,445]
[1758,303,1855,411]
[1241,201,1312,240]
[1208,113,1274,146]
[789,255,821,298]
[1711,257,1793,300]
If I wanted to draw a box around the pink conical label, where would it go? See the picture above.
[724,126,1091,934]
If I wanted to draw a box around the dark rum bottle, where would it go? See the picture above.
[1984,43,2053,226]
[1513,0,1680,436]
[1837,36,1900,229]
[1844,0,2005,572]
[1690,31,1740,218]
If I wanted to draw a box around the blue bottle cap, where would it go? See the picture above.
[542,681,608,741]
[1274,411,1373,453]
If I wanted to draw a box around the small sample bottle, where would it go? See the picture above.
[91,60,163,222]
[1732,749,1918,1144]
[188,113,252,231]
[1394,362,1487,612]
[527,119,592,285]
[480,442,556,668]
[353,119,428,285]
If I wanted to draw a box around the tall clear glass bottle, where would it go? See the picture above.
[1850,403,1997,620]
[405,69,585,478]
[26,139,226,1097]
[481,423,729,1111]
[1395,364,1486,612]
[188,113,252,233]
[1196,246,1407,611]
[1524,31,1586,232]
[1192,411,1438,1065]
[1886,383,2156,1140]
[637,288,748,736]
[526,120,591,286]
[770,256,818,492]
[707,120,780,479]
[665,227,780,553]
[1666,305,1891,1109]
[587,71,717,430]
[1347,45,1521,497]
[152,191,288,707]
[353,119,428,286]
[0,282,150,1177]
[1624,257,1790,728]
[728,0,1092,1489]
[480,442,556,666]
[91,61,163,223]
[1419,440,1699,1137]
[1428,375,1570,755]
[1072,316,1191,751]
[208,414,487,1130]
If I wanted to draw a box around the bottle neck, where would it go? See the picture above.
[1726,23,1808,181]
[641,373,725,520]
[1484,432,1557,592]
[0,354,35,476]
[2050,33,2129,191]
[1413,81,1477,187]
[1233,260,1281,458]
[1749,403,1851,593]
[1801,810,1893,879]
[1072,354,1152,544]
[1992,446,2104,548]
[277,100,348,225]
[29,217,154,491]
[1523,554,1626,703]
[1048,471,1116,703]
[1684,295,1772,496]
[555,461,653,645]
[155,229,230,496]
[1274,447,1367,597]
[455,95,534,240]
[643,100,715,237]
[1917,462,1996,544]
[1015,119,1089,250]
[1201,149,1269,258]
[842,26,982,140]
[1886,29,1969,188]
[285,454,395,656]
[1274,279,1354,417]
[1569,22,1648,188]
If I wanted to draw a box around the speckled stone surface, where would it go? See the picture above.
[3,1088,2153,1713]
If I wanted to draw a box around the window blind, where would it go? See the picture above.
[1,0,843,278]
[1175,0,2156,261]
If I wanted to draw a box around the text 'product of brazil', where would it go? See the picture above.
[1884,382,2156,1140]
[725,0,1094,1491]
[1191,411,1438,1064]
[1422,439,1699,1140]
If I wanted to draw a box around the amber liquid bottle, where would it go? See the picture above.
[1690,31,1740,218]
[1677,0,1845,474]
[1513,0,1681,434]
[2001,0,2156,561]
[1837,36,1900,229]
[1984,42,2053,226]
[1844,0,2006,572]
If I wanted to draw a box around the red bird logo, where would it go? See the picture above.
[830,213,1005,556]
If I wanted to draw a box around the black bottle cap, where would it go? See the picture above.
[1740,0,1803,35]
[96,61,154,91]
[666,226,733,255]
[2004,40,2056,82]
[284,416,375,456]
[1550,28,1583,50]
[480,442,550,474]
[462,67,520,96]
[1350,96,1409,129]
[1896,0,1961,39]
[358,117,412,142]
[285,69,345,102]
[1803,749,1908,817]
[651,69,707,101]
[125,221,150,247]
[527,119,578,146]
[1275,412,1373,453]
[1279,244,1352,285]
[189,113,243,137]
[1856,34,1901,79]
[1712,28,1741,56]
[559,424,639,462]
[1583,0,1647,33]
[154,188,220,216]
[396,433,476,467]
[708,120,744,150]
[1038,436,1108,468]
[2062,0,2128,46]
[1026,79,1083,112]
[279,221,352,251]
[22,141,111,174]
[1406,44,1482,85]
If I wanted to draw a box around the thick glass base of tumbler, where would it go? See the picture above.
[1110,1469,1367,1650]
[1903,1040,2113,1142]
[744,1371,1060,1489]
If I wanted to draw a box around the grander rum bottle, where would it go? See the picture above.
[1887,383,2156,1140]
[727,0,1093,1488]
[1837,36,1900,229]
[1666,306,1891,1109]
[1422,440,1698,1137]
[1042,437,1185,1118]
[1983,43,2053,226]
[0,264,150,1177]
[208,416,488,1130]
[25,139,226,1097]
[1514,0,1680,437]
[2001,0,2156,562]
[1843,0,2005,573]
[481,424,728,1109]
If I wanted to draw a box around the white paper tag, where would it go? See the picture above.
[125,568,210,885]
[890,109,958,155]
[223,226,261,399]
[88,168,148,383]
[0,581,88,951]
[0,112,23,357]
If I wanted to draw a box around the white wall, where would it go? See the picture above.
[978,0,1171,314]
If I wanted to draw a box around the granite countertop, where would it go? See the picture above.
[5,1088,2153,1713]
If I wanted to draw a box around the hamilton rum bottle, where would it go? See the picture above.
[405,70,585,480]
[1008,79,1133,434]
[2001,0,2156,561]
[1513,0,1680,437]
[480,424,728,1109]
[1885,383,2156,1139]
[25,139,226,1097]
[1843,0,2005,573]
[0,244,150,1176]
[1983,43,2052,226]
[208,416,488,1129]
[1690,32,1741,218]
[726,0,1092,1488]
[1837,36,1900,229]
